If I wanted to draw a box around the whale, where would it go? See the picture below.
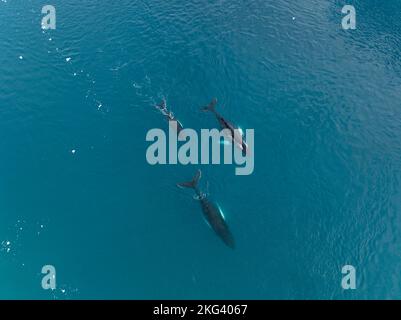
[177,170,235,249]
[155,100,184,133]
[201,98,248,153]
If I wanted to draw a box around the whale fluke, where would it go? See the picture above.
[177,170,201,189]
[201,98,218,113]
[156,100,167,112]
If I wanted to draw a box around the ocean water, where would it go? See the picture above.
[1,0,401,299]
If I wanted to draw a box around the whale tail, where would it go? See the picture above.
[177,170,201,189]
[156,99,166,110]
[201,98,218,113]
[155,99,168,115]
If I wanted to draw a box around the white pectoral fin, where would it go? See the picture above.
[220,140,232,146]
[218,205,226,220]
[222,131,235,145]
[203,218,212,229]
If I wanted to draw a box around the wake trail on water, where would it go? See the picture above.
[40,28,109,114]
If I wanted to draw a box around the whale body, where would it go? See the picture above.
[177,170,235,249]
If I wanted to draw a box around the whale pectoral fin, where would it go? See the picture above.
[203,218,212,229]
[220,140,232,146]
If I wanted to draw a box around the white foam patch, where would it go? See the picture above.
[1,240,12,254]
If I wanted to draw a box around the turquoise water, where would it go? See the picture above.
[1,0,401,299]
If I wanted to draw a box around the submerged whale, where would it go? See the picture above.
[201,98,248,153]
[177,170,235,249]
[155,100,183,134]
